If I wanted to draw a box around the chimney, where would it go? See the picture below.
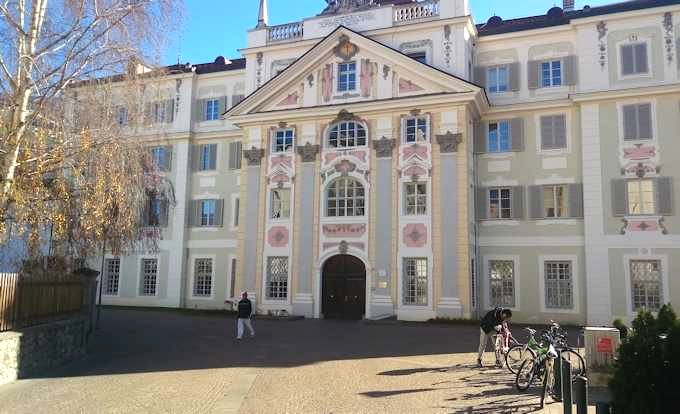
[256,0,268,29]
[563,0,575,12]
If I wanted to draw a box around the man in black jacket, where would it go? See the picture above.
[476,307,512,367]
[236,292,255,340]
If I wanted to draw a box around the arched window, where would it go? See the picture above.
[326,178,365,217]
[328,121,367,149]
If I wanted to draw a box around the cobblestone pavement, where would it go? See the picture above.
[0,309,599,414]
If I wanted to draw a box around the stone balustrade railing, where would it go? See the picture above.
[394,0,440,23]
[268,21,304,43]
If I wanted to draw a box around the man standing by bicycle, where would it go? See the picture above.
[477,307,512,368]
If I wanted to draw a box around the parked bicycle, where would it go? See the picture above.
[515,331,559,407]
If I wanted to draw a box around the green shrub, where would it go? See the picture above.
[610,304,680,413]
[612,318,629,340]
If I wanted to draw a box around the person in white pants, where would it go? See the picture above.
[477,307,512,367]
[236,291,255,339]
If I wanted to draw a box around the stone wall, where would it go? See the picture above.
[0,316,90,386]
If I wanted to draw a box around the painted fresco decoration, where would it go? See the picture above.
[256,52,264,88]
[620,143,660,179]
[443,25,452,67]
[268,154,294,186]
[382,64,391,80]
[402,143,429,161]
[623,162,658,178]
[597,21,608,69]
[623,144,656,161]
[323,224,366,238]
[403,223,428,248]
[399,78,424,93]
[334,35,360,60]
[323,241,365,252]
[321,64,334,102]
[620,218,668,235]
[268,226,290,247]
[663,12,674,65]
[277,92,299,107]
[360,58,377,97]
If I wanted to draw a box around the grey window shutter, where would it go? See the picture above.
[186,200,195,227]
[476,187,488,220]
[677,38,680,70]
[234,198,240,227]
[209,144,218,170]
[637,103,652,140]
[473,66,487,87]
[195,99,206,122]
[508,62,520,91]
[655,177,674,216]
[554,115,567,149]
[568,183,584,218]
[228,142,237,170]
[635,43,648,74]
[222,96,229,115]
[195,200,204,227]
[540,116,553,150]
[190,145,200,172]
[160,199,170,227]
[529,185,544,219]
[622,105,638,140]
[165,99,175,123]
[164,145,173,171]
[510,118,524,152]
[235,142,242,169]
[474,122,487,154]
[511,186,525,220]
[527,60,540,89]
[621,45,635,76]
[563,55,578,86]
[144,103,153,124]
[611,179,628,217]
[141,199,150,226]
[215,199,225,227]
[232,95,245,107]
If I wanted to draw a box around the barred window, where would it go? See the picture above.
[193,258,213,297]
[544,261,573,309]
[631,260,662,312]
[267,257,288,300]
[403,258,428,306]
[140,259,158,296]
[405,182,427,215]
[328,121,367,149]
[327,178,365,217]
[104,258,120,296]
[490,260,515,308]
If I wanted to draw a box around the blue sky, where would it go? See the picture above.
[166,0,615,65]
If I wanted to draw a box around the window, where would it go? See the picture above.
[266,257,288,300]
[403,258,428,306]
[627,179,655,215]
[104,258,120,296]
[543,185,568,218]
[489,188,512,219]
[146,196,163,227]
[404,182,427,215]
[404,117,428,143]
[487,66,509,93]
[338,62,357,92]
[490,260,515,308]
[328,121,367,149]
[193,258,213,297]
[140,259,158,296]
[205,99,220,121]
[152,101,167,124]
[199,144,217,171]
[488,121,510,153]
[545,261,573,309]
[270,189,291,219]
[540,115,567,150]
[630,260,662,312]
[327,178,365,217]
[541,60,562,87]
[273,129,294,153]
[116,106,128,127]
[622,103,653,141]
[150,147,167,171]
[407,52,427,64]
[621,43,649,76]
[200,200,217,226]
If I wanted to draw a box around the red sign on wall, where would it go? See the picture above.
[597,337,614,353]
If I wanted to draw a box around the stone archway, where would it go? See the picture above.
[321,254,366,320]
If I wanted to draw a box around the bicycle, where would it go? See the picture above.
[515,332,560,409]
[505,327,540,374]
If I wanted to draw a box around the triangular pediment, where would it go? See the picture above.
[227,26,481,117]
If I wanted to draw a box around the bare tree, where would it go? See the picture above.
[0,0,183,262]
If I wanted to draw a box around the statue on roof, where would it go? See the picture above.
[319,0,379,16]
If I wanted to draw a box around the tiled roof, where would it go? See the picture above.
[165,57,246,75]
[477,0,680,37]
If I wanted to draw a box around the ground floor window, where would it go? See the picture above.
[630,260,662,312]
[140,259,158,296]
[544,261,573,309]
[489,260,515,308]
[267,257,289,300]
[104,258,120,296]
[403,258,428,306]
[193,258,213,297]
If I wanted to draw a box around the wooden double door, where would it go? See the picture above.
[322,255,366,320]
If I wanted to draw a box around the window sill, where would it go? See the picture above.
[196,171,219,177]
[535,219,580,226]
[534,86,569,96]
[618,73,653,81]
[480,220,521,226]
[190,296,215,301]
[537,148,570,156]
[540,307,579,315]
[191,227,221,232]
[480,152,516,160]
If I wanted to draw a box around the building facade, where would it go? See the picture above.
[99,0,680,326]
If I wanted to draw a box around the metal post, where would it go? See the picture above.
[554,353,562,401]
[595,402,611,414]
[574,376,588,414]
[561,358,573,414]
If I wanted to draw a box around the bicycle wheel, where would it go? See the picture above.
[560,349,587,377]
[506,345,537,375]
[515,358,537,391]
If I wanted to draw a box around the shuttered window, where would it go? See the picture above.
[195,143,218,171]
[488,121,510,152]
[621,43,649,76]
[540,115,567,150]
[228,142,242,170]
[150,146,173,172]
[544,185,568,218]
[205,99,221,121]
[188,199,224,227]
[627,179,655,215]
[489,188,512,219]
[612,178,673,217]
[487,65,509,93]
[530,184,583,219]
[541,60,562,87]
[622,103,653,141]
[143,195,169,227]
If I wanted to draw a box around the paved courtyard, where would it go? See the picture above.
[0,309,599,413]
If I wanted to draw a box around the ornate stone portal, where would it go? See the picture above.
[320,0,378,16]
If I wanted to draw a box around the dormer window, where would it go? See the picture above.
[407,52,427,64]
[338,62,357,92]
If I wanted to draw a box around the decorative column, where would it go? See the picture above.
[241,146,265,303]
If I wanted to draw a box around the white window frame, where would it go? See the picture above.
[402,116,430,144]
[205,99,220,121]
[198,143,218,172]
[623,254,669,317]
[272,128,295,153]
[539,255,579,314]
[326,121,368,149]
[626,178,656,216]
[403,181,428,216]
[325,177,366,218]
[199,199,218,227]
[487,65,509,94]
[535,111,571,155]
[484,255,520,311]
[103,256,121,297]
[488,187,513,220]
[138,256,160,298]
[543,184,569,219]
[540,60,563,88]
[487,120,511,153]
[617,99,657,144]
[618,39,652,80]
[402,257,429,306]
[337,61,357,93]
[270,188,291,220]
[190,255,216,300]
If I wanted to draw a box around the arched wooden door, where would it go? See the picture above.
[322,255,366,320]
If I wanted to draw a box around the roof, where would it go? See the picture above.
[477,0,680,37]
[165,57,246,75]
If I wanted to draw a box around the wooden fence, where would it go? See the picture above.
[0,272,84,333]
